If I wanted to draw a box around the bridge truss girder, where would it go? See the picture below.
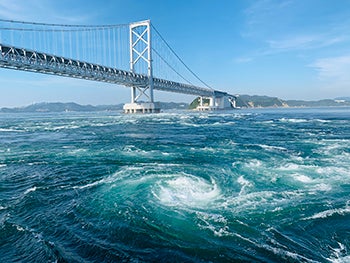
[0,43,216,97]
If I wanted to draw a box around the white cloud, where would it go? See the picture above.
[267,34,345,51]
[244,0,293,26]
[311,55,350,87]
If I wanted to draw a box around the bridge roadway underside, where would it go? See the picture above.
[0,43,227,98]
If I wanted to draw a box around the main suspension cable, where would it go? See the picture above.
[151,24,213,90]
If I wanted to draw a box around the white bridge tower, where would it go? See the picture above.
[123,20,160,113]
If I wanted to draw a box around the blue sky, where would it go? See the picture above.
[1,0,350,107]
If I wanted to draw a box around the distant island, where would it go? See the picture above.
[189,95,350,109]
[1,96,350,113]
[235,95,350,108]
[0,102,188,113]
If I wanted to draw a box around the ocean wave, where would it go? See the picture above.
[237,175,253,195]
[279,118,308,123]
[304,206,350,220]
[0,128,25,132]
[23,186,37,195]
[257,144,288,151]
[329,242,350,263]
[196,211,230,237]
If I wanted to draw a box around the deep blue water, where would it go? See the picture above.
[1,107,350,262]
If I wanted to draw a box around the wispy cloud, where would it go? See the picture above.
[267,34,345,52]
[242,0,350,54]
[244,0,293,27]
[311,55,350,86]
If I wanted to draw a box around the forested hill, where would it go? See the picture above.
[235,95,350,108]
[0,102,188,113]
[1,96,350,113]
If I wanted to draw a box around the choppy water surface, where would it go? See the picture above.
[1,108,350,262]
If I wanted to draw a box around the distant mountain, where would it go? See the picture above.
[236,95,287,108]
[2,97,349,113]
[285,99,350,107]
[0,102,189,113]
[0,102,121,113]
[335,97,350,102]
[235,95,350,108]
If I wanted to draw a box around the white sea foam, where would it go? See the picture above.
[223,190,276,212]
[0,164,6,168]
[67,148,88,155]
[0,128,23,132]
[74,173,122,190]
[154,174,221,208]
[316,166,350,177]
[329,242,350,263]
[16,225,25,232]
[237,175,252,195]
[123,145,150,155]
[24,186,37,195]
[258,144,287,151]
[245,159,262,168]
[74,167,148,190]
[304,206,350,220]
[293,174,313,183]
[47,125,81,131]
[263,245,315,262]
[196,211,230,237]
[314,183,332,191]
[278,163,302,171]
[330,255,350,263]
[279,118,308,123]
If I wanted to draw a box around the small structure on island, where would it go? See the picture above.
[190,93,238,111]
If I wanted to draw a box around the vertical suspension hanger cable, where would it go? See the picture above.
[61,29,65,57]
[89,29,91,62]
[69,30,72,58]
[107,27,110,67]
[52,27,55,55]
[113,27,116,68]
[101,28,104,64]
[76,29,79,60]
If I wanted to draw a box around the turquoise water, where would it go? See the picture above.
[0,108,349,262]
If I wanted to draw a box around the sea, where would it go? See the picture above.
[0,107,349,262]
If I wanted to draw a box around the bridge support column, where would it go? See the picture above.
[123,20,160,113]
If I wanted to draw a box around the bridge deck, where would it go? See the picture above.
[0,43,221,97]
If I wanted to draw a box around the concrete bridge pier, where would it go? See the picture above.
[123,102,160,113]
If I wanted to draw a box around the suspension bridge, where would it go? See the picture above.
[0,19,236,113]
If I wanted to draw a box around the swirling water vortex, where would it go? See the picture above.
[1,108,350,262]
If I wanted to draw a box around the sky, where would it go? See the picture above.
[1,0,350,107]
